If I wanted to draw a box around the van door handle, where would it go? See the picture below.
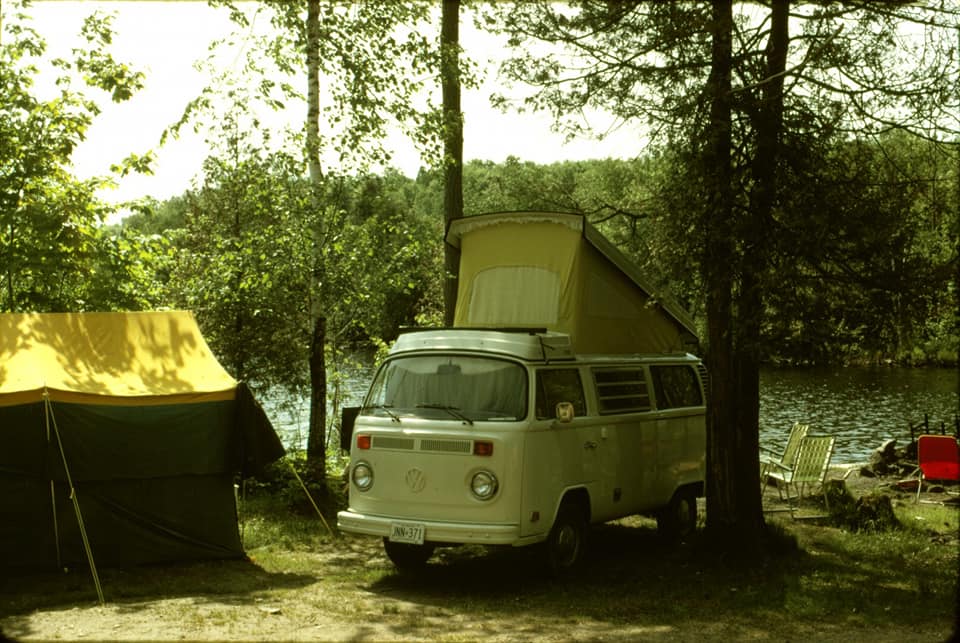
[584,440,598,450]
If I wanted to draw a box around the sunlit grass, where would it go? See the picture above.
[765,492,958,629]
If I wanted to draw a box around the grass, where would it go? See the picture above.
[1,482,957,642]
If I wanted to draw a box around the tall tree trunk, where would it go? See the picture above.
[734,0,789,539]
[307,315,327,473]
[305,0,326,478]
[956,27,960,376]
[706,0,789,550]
[703,0,739,544]
[306,0,323,185]
[441,0,463,326]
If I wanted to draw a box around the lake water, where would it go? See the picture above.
[270,366,958,466]
[759,367,957,464]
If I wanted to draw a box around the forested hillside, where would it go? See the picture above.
[118,150,955,368]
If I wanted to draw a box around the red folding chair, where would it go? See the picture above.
[912,435,960,502]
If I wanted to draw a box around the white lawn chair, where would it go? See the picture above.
[766,435,835,518]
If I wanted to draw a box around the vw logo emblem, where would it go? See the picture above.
[405,468,426,493]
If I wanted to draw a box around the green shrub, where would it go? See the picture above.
[242,454,347,517]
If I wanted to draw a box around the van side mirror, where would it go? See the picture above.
[555,402,575,423]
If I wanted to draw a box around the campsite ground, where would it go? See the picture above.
[1,468,957,642]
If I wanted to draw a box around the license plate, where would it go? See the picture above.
[389,522,425,545]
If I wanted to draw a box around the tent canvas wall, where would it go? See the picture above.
[0,311,284,569]
[446,212,699,354]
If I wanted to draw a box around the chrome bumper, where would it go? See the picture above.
[336,509,527,546]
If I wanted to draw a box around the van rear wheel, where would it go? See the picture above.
[383,539,435,571]
[657,489,697,541]
[544,502,586,577]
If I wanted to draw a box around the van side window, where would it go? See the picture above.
[535,369,586,420]
[593,368,651,414]
[650,365,703,409]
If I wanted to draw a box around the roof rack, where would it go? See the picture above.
[397,326,549,336]
[390,327,573,361]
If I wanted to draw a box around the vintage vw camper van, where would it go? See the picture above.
[337,328,707,573]
[337,212,706,573]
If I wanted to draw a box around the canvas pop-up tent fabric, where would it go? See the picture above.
[0,311,284,569]
[446,212,699,354]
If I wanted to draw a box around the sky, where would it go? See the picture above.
[25,1,645,210]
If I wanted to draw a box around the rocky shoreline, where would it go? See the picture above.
[857,436,959,496]
[860,437,921,479]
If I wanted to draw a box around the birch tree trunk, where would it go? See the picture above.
[441,0,463,326]
[305,0,327,478]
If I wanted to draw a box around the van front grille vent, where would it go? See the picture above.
[369,436,473,453]
[419,439,472,454]
[371,436,415,450]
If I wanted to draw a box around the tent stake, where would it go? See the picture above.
[45,392,105,606]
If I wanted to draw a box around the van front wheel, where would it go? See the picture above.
[657,489,697,541]
[544,502,586,577]
[382,539,435,571]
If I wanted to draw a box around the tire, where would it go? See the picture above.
[543,501,587,578]
[382,538,435,571]
[656,488,698,542]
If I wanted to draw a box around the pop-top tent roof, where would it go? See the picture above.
[0,311,284,572]
[0,310,236,406]
[446,212,699,354]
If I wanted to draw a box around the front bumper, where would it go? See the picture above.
[337,509,527,546]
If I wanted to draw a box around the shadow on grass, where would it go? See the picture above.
[0,556,316,618]
[775,515,960,623]
[356,521,791,636]
[355,517,957,641]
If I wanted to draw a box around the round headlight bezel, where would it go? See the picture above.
[352,461,374,491]
[470,469,499,501]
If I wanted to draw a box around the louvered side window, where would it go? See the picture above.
[593,368,651,415]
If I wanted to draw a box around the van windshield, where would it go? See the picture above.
[363,355,528,422]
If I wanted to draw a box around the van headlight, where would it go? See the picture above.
[470,470,498,500]
[352,461,374,491]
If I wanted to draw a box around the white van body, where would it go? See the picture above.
[336,328,707,572]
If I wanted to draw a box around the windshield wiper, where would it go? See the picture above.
[364,404,401,423]
[416,403,474,425]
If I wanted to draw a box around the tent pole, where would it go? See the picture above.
[44,392,105,606]
[49,481,61,570]
[44,403,62,570]
[238,479,246,548]
[288,460,335,538]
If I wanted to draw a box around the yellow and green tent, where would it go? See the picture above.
[0,311,284,570]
